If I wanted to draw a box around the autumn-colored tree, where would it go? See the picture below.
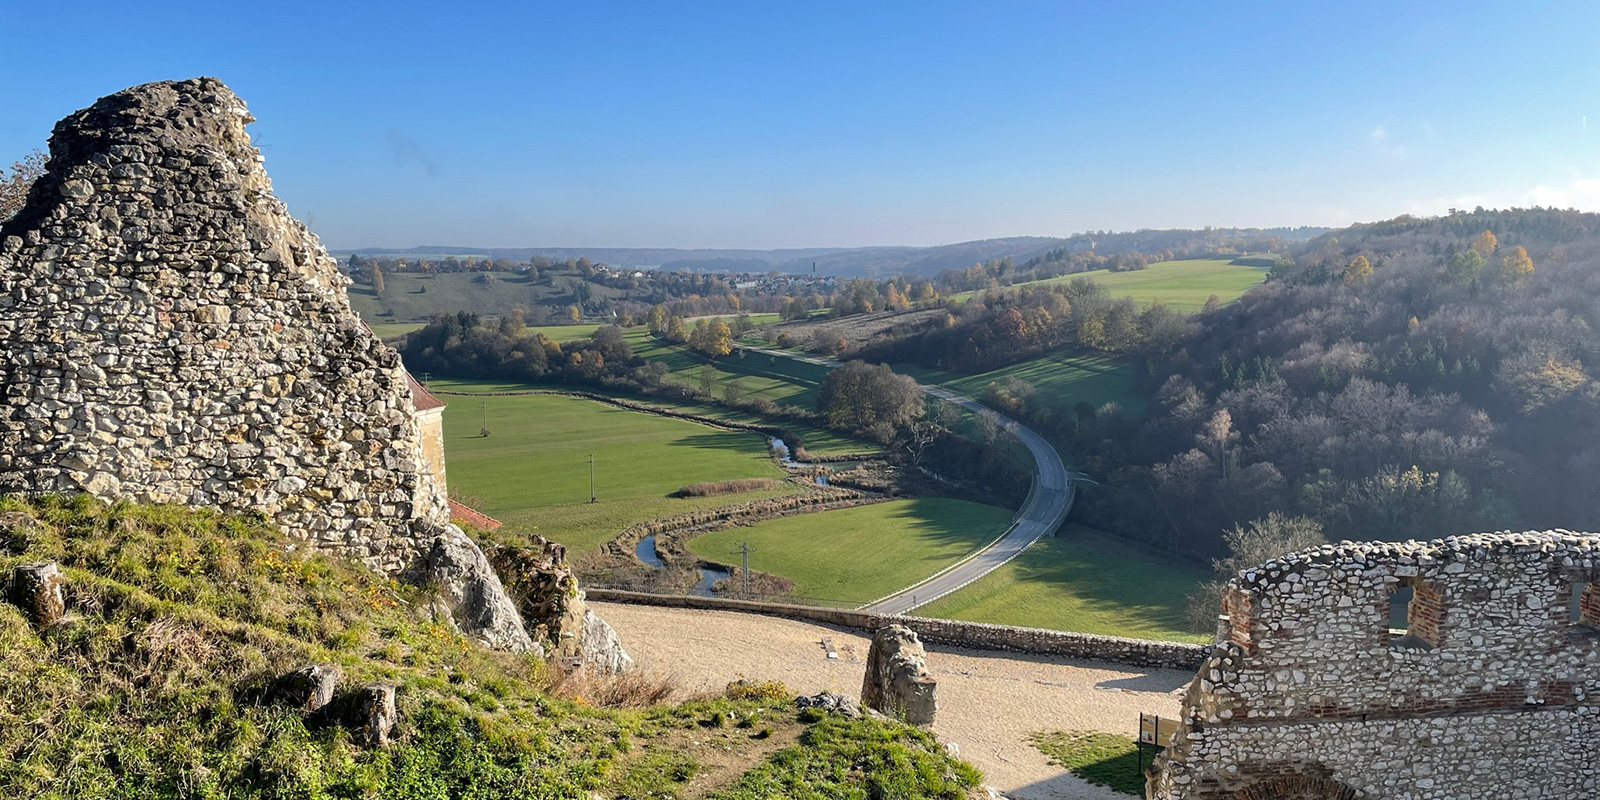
[1342,254,1373,286]
[688,318,733,357]
[567,305,581,323]
[1202,294,1222,313]
[1471,229,1498,256]
[664,315,689,344]
[647,304,668,334]
[725,293,741,311]
[0,149,46,223]
[371,264,386,295]
[1498,245,1534,283]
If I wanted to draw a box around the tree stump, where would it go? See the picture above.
[9,561,65,628]
[358,683,398,747]
[275,664,340,713]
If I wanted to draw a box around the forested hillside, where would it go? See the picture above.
[1063,208,1600,556]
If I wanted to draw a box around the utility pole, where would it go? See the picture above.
[732,541,756,597]
[588,453,597,503]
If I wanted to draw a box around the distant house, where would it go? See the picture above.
[405,372,503,531]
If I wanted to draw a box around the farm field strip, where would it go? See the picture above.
[916,526,1211,643]
[686,498,1015,605]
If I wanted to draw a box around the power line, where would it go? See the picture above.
[732,541,756,597]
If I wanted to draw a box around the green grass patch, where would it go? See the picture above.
[712,715,980,800]
[686,498,1013,605]
[1042,258,1266,312]
[366,322,425,339]
[917,526,1210,642]
[0,495,978,799]
[953,258,1267,312]
[1029,731,1146,796]
[429,381,793,553]
[348,270,629,323]
[898,347,1145,417]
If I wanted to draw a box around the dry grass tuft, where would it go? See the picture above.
[549,665,692,708]
[671,479,779,498]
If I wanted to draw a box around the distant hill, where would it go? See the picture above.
[336,230,1329,279]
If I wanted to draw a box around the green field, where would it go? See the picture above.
[365,321,425,339]
[918,526,1210,642]
[348,269,639,322]
[520,324,836,410]
[430,380,795,553]
[899,347,1145,418]
[953,258,1267,312]
[686,498,1014,604]
[1040,258,1266,312]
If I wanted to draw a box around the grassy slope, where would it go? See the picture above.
[917,526,1211,643]
[687,499,1014,605]
[897,349,1145,417]
[349,270,635,323]
[0,495,977,800]
[1037,258,1266,311]
[429,383,794,555]
[367,322,425,340]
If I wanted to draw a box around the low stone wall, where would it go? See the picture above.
[587,589,1207,670]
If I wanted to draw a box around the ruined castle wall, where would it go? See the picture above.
[1151,531,1600,799]
[0,78,531,650]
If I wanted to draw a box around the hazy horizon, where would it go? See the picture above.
[4,1,1597,251]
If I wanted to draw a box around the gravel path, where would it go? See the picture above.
[593,602,1192,799]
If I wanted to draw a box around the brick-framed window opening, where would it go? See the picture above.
[1387,576,1441,650]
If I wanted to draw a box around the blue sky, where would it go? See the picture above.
[2,1,1597,249]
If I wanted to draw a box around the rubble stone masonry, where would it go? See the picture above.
[1150,531,1600,799]
[0,78,533,650]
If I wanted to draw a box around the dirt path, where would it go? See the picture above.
[592,601,1192,799]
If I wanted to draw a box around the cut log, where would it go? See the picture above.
[9,561,65,628]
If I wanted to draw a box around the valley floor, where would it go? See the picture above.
[594,601,1190,800]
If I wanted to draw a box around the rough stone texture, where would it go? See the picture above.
[488,537,633,673]
[585,589,1208,669]
[1149,530,1600,799]
[795,691,863,718]
[0,78,533,651]
[8,561,66,627]
[358,683,398,748]
[275,664,339,713]
[861,624,937,725]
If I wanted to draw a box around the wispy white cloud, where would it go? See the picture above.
[1370,126,1409,158]
[1524,174,1600,208]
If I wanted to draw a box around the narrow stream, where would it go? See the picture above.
[636,534,730,597]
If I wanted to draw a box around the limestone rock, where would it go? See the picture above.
[577,606,633,674]
[420,526,535,653]
[861,624,937,725]
[8,561,66,628]
[358,683,398,748]
[796,692,862,718]
[275,664,339,713]
[487,538,631,673]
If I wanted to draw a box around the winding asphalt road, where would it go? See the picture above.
[744,346,1076,614]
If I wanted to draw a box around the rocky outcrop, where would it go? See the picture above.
[0,78,531,651]
[488,537,632,673]
[861,624,937,725]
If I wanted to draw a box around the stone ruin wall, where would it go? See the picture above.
[1150,531,1600,799]
[0,78,536,651]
